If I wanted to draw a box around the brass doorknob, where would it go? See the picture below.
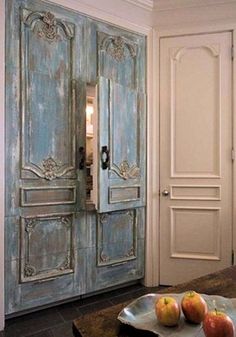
[162,189,169,196]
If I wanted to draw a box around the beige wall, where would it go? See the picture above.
[49,0,152,32]
[153,2,236,30]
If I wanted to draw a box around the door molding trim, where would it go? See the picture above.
[233,29,236,267]
[144,28,160,286]
[156,23,236,37]
[0,0,4,331]
[124,0,154,11]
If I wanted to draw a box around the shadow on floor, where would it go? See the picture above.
[1,284,167,337]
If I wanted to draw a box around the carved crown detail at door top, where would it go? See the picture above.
[100,35,137,62]
[23,8,74,42]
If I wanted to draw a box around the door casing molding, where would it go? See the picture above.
[0,0,5,332]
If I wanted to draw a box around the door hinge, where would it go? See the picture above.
[232,249,235,265]
[232,45,234,60]
[232,148,235,162]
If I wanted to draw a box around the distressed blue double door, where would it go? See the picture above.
[5,0,146,314]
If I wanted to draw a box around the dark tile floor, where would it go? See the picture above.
[0,284,166,337]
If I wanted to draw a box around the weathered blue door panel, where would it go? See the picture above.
[93,20,146,213]
[87,241,145,292]
[20,214,74,283]
[5,212,88,314]
[86,208,145,293]
[5,0,87,314]
[97,209,137,266]
[5,0,147,315]
[5,250,87,313]
[86,18,146,91]
[6,0,87,215]
[98,32,137,89]
[20,8,78,180]
[97,77,146,212]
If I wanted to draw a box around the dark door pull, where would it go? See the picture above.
[101,146,110,169]
[79,146,85,169]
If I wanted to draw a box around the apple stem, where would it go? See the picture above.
[212,299,217,313]
[164,298,168,305]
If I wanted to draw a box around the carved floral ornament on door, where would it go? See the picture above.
[112,160,140,180]
[23,10,74,42]
[101,35,137,62]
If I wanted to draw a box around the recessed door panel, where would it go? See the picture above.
[170,207,220,260]
[97,77,146,212]
[21,9,77,180]
[171,45,220,178]
[109,83,139,178]
[98,32,137,89]
[97,209,137,266]
[85,208,145,293]
[20,214,74,283]
[170,185,221,200]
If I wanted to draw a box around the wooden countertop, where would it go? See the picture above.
[73,266,236,337]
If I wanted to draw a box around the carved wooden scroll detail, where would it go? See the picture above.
[25,156,76,181]
[24,263,37,277]
[21,215,73,281]
[22,8,74,42]
[59,251,71,270]
[100,251,109,263]
[41,157,61,180]
[111,160,140,180]
[22,157,76,181]
[100,35,137,62]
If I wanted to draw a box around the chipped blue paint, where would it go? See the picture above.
[5,0,146,315]
[97,78,146,212]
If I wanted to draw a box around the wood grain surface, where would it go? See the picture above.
[73,266,236,337]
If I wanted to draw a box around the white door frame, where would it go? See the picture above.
[145,28,160,286]
[153,23,236,288]
[0,0,5,332]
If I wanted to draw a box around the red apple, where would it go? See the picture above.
[181,291,208,323]
[203,310,235,337]
[155,296,180,327]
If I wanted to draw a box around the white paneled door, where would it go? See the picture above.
[160,32,233,285]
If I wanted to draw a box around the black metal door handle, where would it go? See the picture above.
[79,146,85,169]
[101,146,110,170]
